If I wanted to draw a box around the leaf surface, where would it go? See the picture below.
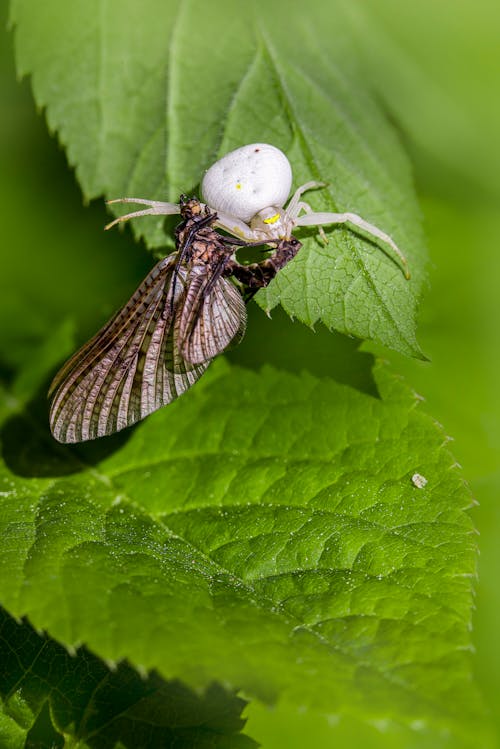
[0,607,255,748]
[11,0,426,356]
[0,354,486,744]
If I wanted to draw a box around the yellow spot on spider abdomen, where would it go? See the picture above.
[236,183,242,190]
[263,213,281,225]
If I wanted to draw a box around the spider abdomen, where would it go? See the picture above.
[201,143,292,223]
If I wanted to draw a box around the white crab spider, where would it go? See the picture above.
[106,143,410,279]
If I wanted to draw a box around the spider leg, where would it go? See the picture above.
[105,198,181,230]
[293,201,328,244]
[295,211,410,279]
[213,210,259,241]
[285,181,327,220]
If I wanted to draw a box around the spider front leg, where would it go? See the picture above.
[293,201,328,245]
[285,181,327,218]
[105,198,181,230]
[212,210,261,242]
[294,210,410,279]
[284,181,328,244]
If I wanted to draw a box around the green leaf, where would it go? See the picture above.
[0,357,487,745]
[0,5,154,369]
[0,608,255,749]
[10,0,426,357]
[363,192,500,742]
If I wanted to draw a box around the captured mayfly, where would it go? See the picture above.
[49,196,301,443]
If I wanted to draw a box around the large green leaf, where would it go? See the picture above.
[10,0,426,357]
[0,348,487,745]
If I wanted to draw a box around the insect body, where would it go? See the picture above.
[107,143,410,279]
[49,197,301,443]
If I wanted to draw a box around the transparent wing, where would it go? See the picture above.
[49,255,209,443]
[178,268,247,364]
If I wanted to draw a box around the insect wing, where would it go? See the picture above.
[178,267,247,364]
[49,255,209,443]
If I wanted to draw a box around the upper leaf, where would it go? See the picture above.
[0,355,487,744]
[11,0,426,357]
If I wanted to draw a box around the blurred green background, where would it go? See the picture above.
[1,0,499,745]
